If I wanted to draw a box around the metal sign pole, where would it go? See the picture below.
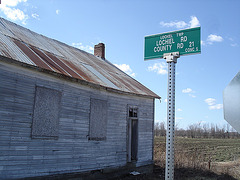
[164,52,179,180]
[144,26,200,180]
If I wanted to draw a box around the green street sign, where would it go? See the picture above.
[144,27,201,60]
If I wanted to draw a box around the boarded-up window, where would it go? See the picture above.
[89,98,108,141]
[32,86,62,139]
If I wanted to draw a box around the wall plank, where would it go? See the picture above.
[0,62,154,179]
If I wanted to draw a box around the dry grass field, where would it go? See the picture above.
[154,136,240,179]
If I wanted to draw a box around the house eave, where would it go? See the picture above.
[0,56,161,100]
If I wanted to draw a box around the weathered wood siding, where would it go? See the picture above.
[0,62,154,179]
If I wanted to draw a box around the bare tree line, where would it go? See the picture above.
[155,122,240,138]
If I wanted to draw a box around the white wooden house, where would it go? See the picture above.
[0,18,160,179]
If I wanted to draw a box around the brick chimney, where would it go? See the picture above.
[94,43,105,60]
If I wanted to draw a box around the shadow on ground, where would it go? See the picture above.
[22,165,237,180]
[113,165,237,180]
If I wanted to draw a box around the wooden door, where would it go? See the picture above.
[131,119,138,161]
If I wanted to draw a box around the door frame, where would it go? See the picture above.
[127,105,138,162]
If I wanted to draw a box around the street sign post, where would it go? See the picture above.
[144,27,201,60]
[144,27,201,180]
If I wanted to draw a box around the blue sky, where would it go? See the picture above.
[0,0,239,129]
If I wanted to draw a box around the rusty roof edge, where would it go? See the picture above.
[103,57,160,98]
[0,56,161,99]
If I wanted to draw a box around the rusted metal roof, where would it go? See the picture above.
[0,17,160,99]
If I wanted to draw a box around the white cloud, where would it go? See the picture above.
[204,98,216,106]
[72,42,94,54]
[182,88,196,98]
[207,34,223,44]
[56,9,60,15]
[164,99,167,103]
[160,21,187,29]
[0,0,28,24]
[231,43,238,47]
[182,88,193,93]
[189,16,200,28]
[202,34,224,46]
[160,16,200,29]
[148,62,167,75]
[204,98,223,110]
[114,64,136,77]
[227,37,238,47]
[189,94,196,98]
[177,108,183,112]
[1,0,27,7]
[31,13,39,20]
[209,104,223,110]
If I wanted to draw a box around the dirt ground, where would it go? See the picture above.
[211,160,240,180]
[27,165,237,180]
[108,165,237,180]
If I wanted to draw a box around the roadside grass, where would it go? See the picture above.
[154,136,240,179]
